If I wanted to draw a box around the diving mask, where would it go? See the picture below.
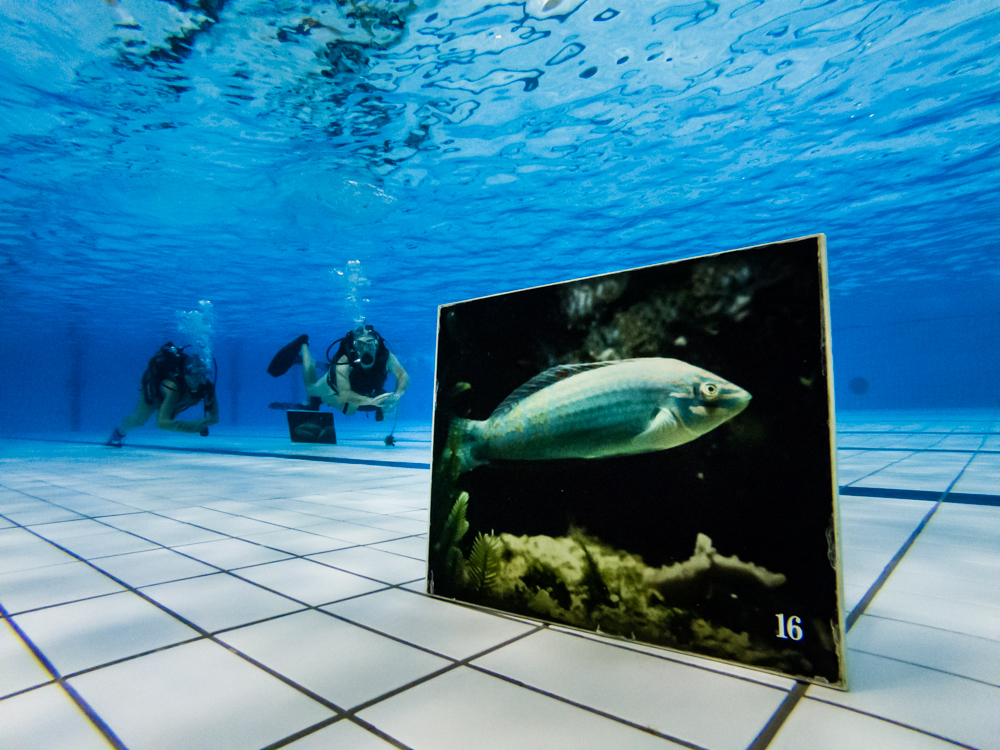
[353,332,378,368]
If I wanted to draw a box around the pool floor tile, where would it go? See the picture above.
[324,588,538,660]
[0,684,114,750]
[2,413,997,749]
[68,639,334,750]
[771,697,963,750]
[218,609,450,709]
[358,666,686,750]
[0,561,125,615]
[233,557,384,606]
[0,619,52,698]
[139,573,304,632]
[472,629,785,750]
[12,591,200,677]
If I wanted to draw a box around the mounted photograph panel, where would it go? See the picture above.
[427,235,845,688]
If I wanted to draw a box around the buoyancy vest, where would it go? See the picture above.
[326,328,390,398]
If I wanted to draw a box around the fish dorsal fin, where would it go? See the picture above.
[490,361,621,418]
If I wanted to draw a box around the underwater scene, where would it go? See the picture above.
[0,0,997,699]
[429,237,845,684]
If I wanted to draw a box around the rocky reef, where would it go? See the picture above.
[559,255,780,364]
[432,501,813,674]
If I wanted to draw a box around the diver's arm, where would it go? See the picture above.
[372,354,408,410]
[156,382,212,433]
[388,354,408,396]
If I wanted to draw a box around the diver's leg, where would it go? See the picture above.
[108,394,155,446]
[267,334,309,378]
[301,343,317,387]
[304,355,344,412]
[120,397,156,433]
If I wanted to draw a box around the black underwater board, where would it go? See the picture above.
[287,410,336,444]
[427,235,847,689]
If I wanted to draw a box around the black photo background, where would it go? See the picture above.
[429,237,844,685]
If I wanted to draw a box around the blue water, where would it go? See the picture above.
[1,0,997,434]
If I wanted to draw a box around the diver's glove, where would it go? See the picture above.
[106,428,125,448]
[200,428,209,437]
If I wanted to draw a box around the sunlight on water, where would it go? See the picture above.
[0,0,997,422]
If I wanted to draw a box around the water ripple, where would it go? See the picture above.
[0,0,997,340]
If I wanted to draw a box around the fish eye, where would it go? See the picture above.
[700,382,719,400]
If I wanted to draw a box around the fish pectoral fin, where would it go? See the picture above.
[632,407,696,452]
[637,407,677,440]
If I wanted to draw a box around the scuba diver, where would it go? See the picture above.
[268,324,408,421]
[106,343,219,447]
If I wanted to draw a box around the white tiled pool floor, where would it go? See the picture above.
[1,411,998,749]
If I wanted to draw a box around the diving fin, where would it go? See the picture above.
[267,334,309,377]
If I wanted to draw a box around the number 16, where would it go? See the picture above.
[776,614,803,640]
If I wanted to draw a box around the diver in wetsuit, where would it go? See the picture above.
[268,325,408,420]
[106,343,219,447]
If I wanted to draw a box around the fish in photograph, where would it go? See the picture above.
[445,358,751,473]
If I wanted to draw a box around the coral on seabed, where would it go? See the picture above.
[467,530,809,673]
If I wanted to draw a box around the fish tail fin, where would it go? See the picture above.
[443,418,486,475]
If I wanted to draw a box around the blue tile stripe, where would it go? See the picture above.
[844,451,980,632]
[839,486,999,506]
[6,437,431,470]
[836,446,1000,454]
[123,443,432,470]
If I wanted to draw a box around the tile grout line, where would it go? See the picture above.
[844,446,982,632]
[1,476,429,549]
[1,484,431,602]
[3,509,574,749]
[263,624,550,750]
[838,450,916,488]
[549,626,798,692]
[0,601,129,750]
[1,515,366,705]
[743,680,808,750]
[844,647,1000,688]
[748,435,987,749]
[262,715,411,750]
[3,425,992,748]
[862,613,1000,642]
[0,503,393,615]
[3,508,437,662]
[803,696,981,750]
[465,660,709,750]
[1,513,416,746]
